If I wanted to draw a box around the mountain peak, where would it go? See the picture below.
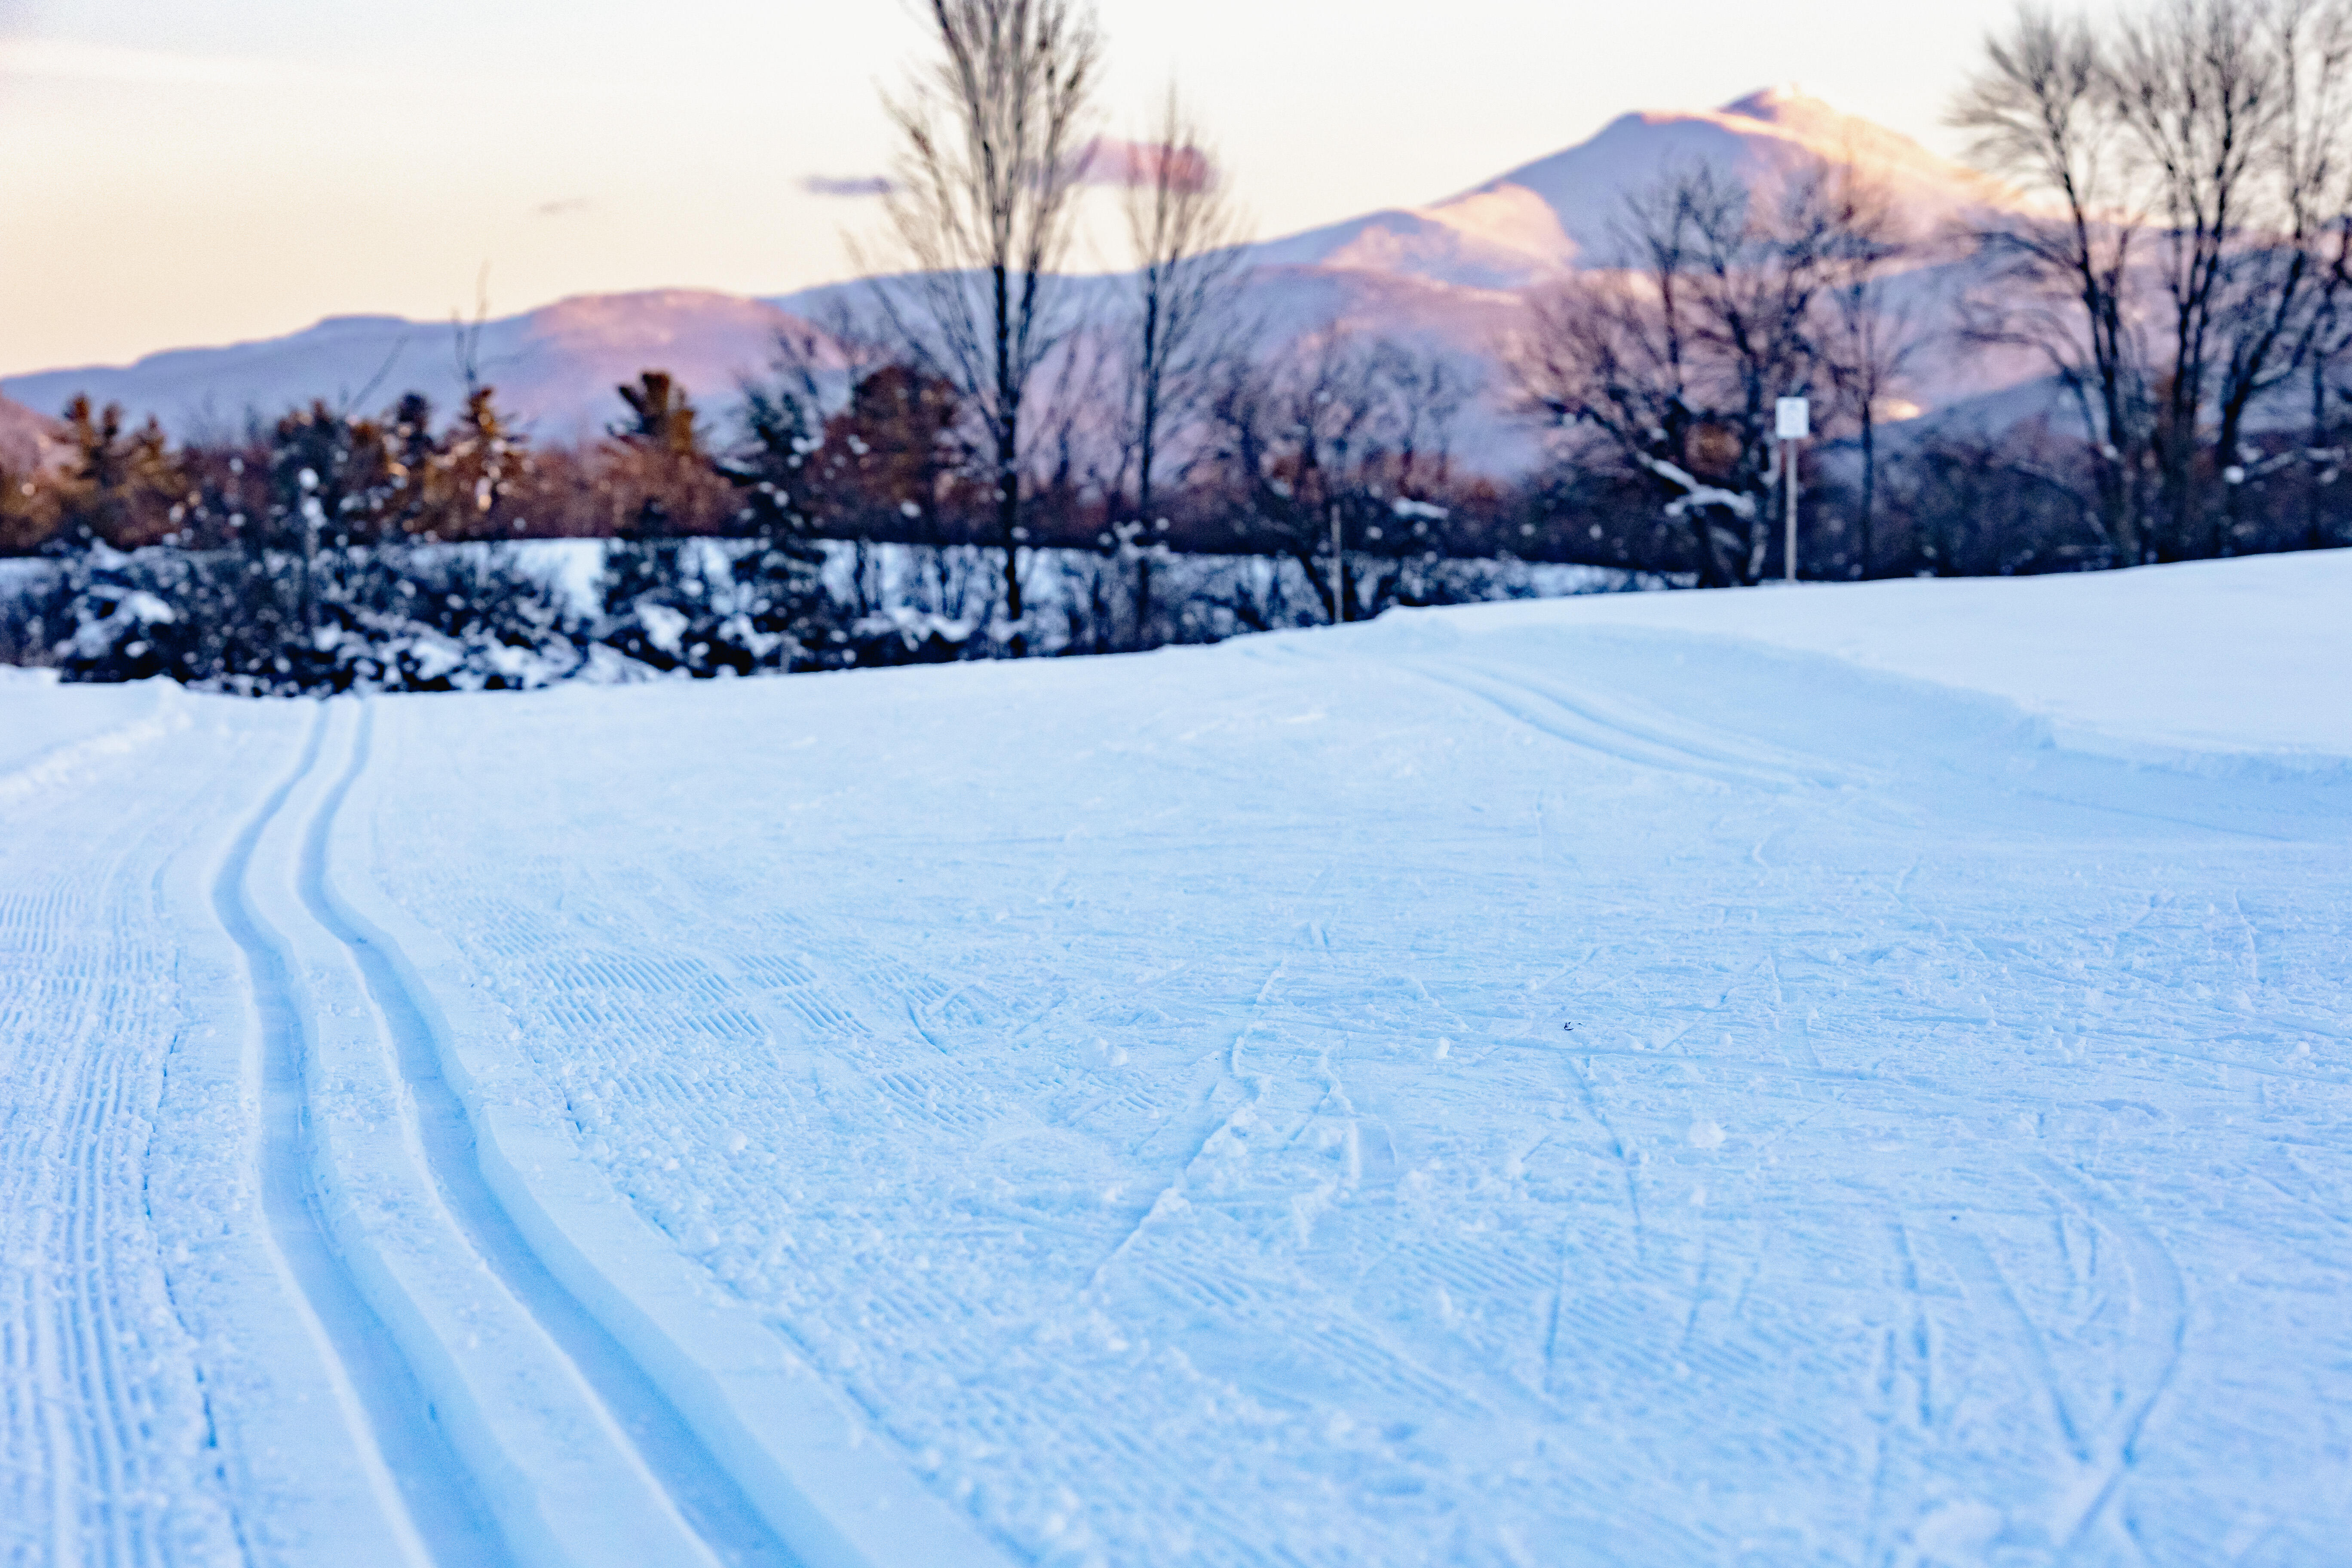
[1709,85,1930,161]
[1718,83,1815,122]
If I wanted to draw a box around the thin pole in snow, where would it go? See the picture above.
[1785,437,1798,583]
[1774,396,1809,585]
[1330,503,1344,623]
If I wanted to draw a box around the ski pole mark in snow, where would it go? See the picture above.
[1084,958,1288,1295]
[2030,1157,2188,1558]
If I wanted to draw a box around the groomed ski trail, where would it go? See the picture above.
[213,701,790,1568]
[307,706,803,1568]
[0,694,255,1568]
[15,553,2352,1566]
[212,708,474,1568]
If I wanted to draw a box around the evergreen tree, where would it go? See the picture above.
[715,382,839,670]
[48,397,186,551]
[423,387,529,540]
[599,373,721,673]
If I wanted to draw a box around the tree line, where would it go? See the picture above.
[1517,0,2352,582]
[0,346,1579,688]
[9,0,2352,689]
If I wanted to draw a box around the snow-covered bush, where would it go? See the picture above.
[2,532,1642,694]
[45,540,592,694]
[0,561,67,669]
[596,533,846,676]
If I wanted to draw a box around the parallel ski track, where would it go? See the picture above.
[1401,658,1857,792]
[1,721,242,1568]
[305,703,802,1568]
[213,708,503,1565]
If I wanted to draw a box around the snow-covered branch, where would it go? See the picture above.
[1638,454,1758,521]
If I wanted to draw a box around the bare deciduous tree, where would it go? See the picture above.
[1817,173,1926,577]
[1953,6,2153,561]
[2196,0,2352,551]
[1512,163,1871,584]
[1208,330,1466,622]
[1955,0,2352,561]
[861,0,1102,651]
[2112,0,2280,553]
[1117,89,1248,640]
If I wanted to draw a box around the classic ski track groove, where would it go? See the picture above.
[214,703,790,1568]
[1,721,234,1568]
[347,807,1019,1568]
[309,703,804,1568]
[211,706,482,1567]
[1401,657,1854,792]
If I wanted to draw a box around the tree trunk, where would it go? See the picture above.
[993,264,1024,652]
[1133,436,1155,643]
[1328,501,1345,623]
[1134,289,1161,645]
[2215,398,2249,558]
[2311,352,2331,551]
[1689,511,1738,588]
[998,420,1022,636]
[1858,409,1877,580]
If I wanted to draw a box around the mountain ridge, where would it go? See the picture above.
[1,89,2023,467]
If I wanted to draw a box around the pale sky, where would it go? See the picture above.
[0,0,2024,378]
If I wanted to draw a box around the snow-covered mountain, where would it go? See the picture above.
[2,89,2021,465]
[0,395,65,475]
[1248,86,2016,290]
[1,291,828,446]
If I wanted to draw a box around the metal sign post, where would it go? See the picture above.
[1775,396,1809,583]
[1330,503,1344,624]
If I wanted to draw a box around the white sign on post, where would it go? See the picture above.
[1776,397,1809,583]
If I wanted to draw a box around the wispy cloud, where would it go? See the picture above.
[535,196,592,218]
[0,37,283,86]
[1070,137,1218,194]
[801,174,895,199]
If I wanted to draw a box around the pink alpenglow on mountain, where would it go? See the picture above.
[1256,86,2020,288]
[0,89,2027,457]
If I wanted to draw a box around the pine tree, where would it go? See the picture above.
[598,372,714,672]
[424,387,529,540]
[49,396,187,551]
[716,382,838,669]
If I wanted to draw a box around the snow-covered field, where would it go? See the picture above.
[5,553,2350,1568]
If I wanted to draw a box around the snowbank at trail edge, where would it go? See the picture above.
[1364,549,2352,762]
[0,669,188,796]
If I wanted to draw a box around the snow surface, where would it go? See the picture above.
[5,553,2351,1566]
[1408,552,2352,763]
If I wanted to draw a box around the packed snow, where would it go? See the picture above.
[4,553,2349,1568]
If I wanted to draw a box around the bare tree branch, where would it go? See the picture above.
[854,0,1101,650]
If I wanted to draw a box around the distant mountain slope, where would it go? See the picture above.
[1246,87,2018,289]
[3,291,825,445]
[0,89,2027,469]
[0,395,65,475]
